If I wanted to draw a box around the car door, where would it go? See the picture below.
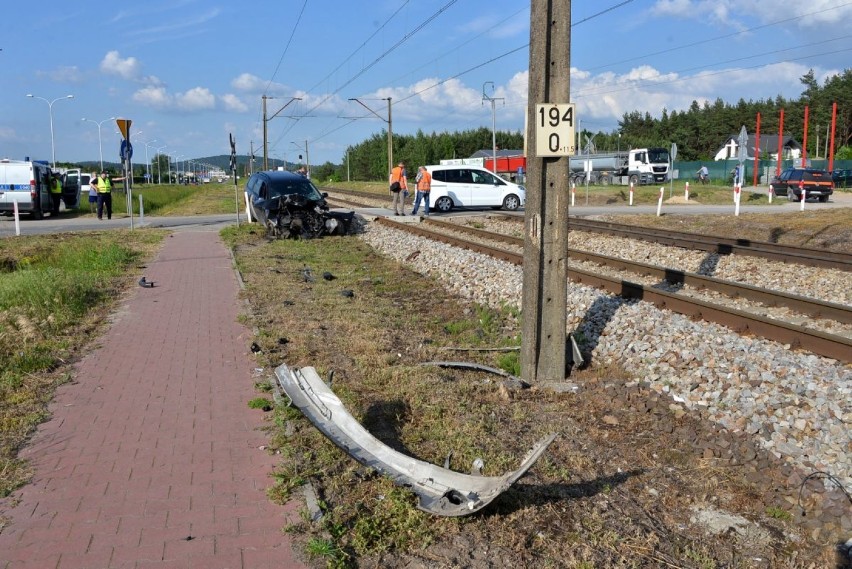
[444,168,472,206]
[469,169,504,206]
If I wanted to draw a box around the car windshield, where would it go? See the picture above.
[269,179,323,201]
[647,149,670,163]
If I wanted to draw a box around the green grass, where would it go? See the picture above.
[0,230,164,497]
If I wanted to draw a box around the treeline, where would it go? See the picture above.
[343,127,525,181]
[588,69,852,161]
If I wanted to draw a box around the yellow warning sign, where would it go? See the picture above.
[116,118,132,140]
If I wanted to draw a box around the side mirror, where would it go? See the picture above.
[322,192,328,198]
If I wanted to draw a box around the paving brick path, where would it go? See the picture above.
[0,230,306,569]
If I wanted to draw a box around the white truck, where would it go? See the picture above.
[569,147,670,186]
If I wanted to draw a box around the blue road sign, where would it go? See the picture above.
[120,140,134,161]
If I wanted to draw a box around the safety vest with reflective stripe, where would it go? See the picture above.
[50,179,62,194]
[96,177,112,194]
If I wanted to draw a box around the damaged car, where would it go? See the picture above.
[245,170,356,238]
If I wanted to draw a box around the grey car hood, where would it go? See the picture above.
[275,363,557,517]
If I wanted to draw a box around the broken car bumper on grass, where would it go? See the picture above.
[274,363,557,517]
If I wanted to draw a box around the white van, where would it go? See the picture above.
[0,159,53,218]
[424,165,525,212]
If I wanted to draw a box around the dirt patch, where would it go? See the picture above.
[229,227,849,569]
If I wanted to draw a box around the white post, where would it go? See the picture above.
[734,185,741,216]
[138,194,144,222]
[768,184,773,204]
[244,192,253,222]
[571,182,575,207]
[684,181,689,202]
[629,182,634,206]
[13,201,20,236]
[656,187,664,216]
[800,189,806,211]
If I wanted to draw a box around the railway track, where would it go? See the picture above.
[324,187,851,272]
[498,215,852,272]
[374,216,852,362]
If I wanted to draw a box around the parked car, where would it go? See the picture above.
[769,167,833,202]
[244,170,354,238]
[832,168,852,189]
[425,165,525,212]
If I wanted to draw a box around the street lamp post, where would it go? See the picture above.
[155,145,168,184]
[349,97,392,179]
[27,94,74,168]
[82,116,116,172]
[140,139,157,184]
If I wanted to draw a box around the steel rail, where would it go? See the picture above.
[422,218,852,325]
[565,218,852,272]
[375,216,851,362]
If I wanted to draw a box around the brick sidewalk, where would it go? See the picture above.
[0,231,306,569]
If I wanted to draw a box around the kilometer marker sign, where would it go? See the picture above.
[535,103,576,157]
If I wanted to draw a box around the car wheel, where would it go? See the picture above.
[629,174,639,186]
[435,196,453,212]
[32,203,44,220]
[599,175,611,185]
[502,194,520,211]
[819,195,828,203]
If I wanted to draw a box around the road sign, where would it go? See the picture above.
[120,139,133,161]
[737,125,748,161]
[229,133,237,172]
[670,143,677,161]
[534,103,576,157]
[116,118,132,140]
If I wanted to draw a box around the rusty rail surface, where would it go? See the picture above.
[423,218,852,325]
[375,216,852,363]
[323,188,850,271]
[563,218,852,272]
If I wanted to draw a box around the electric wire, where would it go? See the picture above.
[264,0,309,95]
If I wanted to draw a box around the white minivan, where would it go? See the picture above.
[425,165,525,212]
[0,159,53,218]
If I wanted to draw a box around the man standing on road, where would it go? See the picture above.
[411,166,431,216]
[49,173,63,216]
[389,161,407,216]
[96,171,114,220]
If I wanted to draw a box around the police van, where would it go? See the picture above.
[0,159,53,218]
[0,160,82,218]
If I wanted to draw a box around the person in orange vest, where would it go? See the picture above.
[388,161,408,216]
[411,166,431,216]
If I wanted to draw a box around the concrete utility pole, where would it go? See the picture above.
[482,82,504,175]
[262,95,301,171]
[521,0,572,386]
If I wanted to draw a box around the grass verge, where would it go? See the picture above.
[0,230,164,497]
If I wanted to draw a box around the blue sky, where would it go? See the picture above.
[1,0,850,169]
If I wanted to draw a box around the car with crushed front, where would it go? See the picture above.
[769,167,834,202]
[244,170,354,238]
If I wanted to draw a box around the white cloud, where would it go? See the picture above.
[100,51,142,80]
[651,0,852,28]
[221,94,248,113]
[133,86,170,107]
[37,66,84,83]
[230,73,291,95]
[175,87,215,111]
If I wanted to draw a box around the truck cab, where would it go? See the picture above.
[628,148,670,184]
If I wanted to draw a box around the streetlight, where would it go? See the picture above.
[349,97,392,178]
[27,94,74,168]
[262,95,301,170]
[81,116,116,172]
[481,82,504,175]
[140,139,157,184]
[155,145,168,184]
[290,141,310,178]
[173,154,184,183]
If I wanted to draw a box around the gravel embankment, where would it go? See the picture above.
[360,221,852,496]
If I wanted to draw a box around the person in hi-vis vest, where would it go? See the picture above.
[388,162,408,215]
[95,171,124,220]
